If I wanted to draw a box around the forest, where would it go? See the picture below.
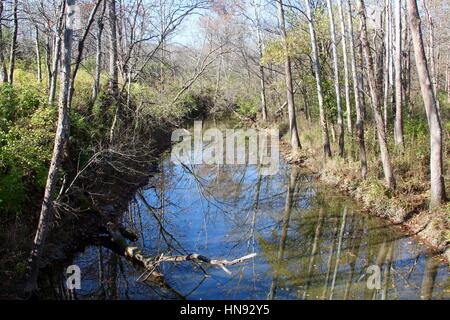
[0,0,448,300]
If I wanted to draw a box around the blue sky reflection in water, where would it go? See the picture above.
[73,125,449,300]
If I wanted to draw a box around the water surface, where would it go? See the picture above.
[71,123,449,300]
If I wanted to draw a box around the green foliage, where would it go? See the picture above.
[0,166,26,214]
[236,95,258,118]
[0,80,55,214]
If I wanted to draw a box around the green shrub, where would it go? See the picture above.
[236,96,258,118]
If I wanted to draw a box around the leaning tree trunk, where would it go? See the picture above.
[393,0,404,147]
[408,0,446,208]
[338,0,352,135]
[24,0,75,295]
[7,0,18,85]
[358,0,396,190]
[347,0,367,179]
[326,0,344,157]
[277,0,301,151]
[305,0,332,158]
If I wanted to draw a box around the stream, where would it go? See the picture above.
[68,120,448,300]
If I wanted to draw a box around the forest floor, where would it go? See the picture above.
[255,117,449,265]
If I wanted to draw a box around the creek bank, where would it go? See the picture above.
[13,102,213,298]
[249,118,448,264]
[277,139,449,264]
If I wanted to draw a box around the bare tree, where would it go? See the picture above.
[277,0,301,151]
[408,0,446,207]
[423,1,439,111]
[108,0,119,98]
[35,26,42,83]
[358,0,396,190]
[0,0,7,83]
[92,0,107,104]
[338,0,352,134]
[253,0,268,121]
[48,1,66,105]
[7,0,18,85]
[382,0,392,129]
[327,0,344,156]
[25,0,75,295]
[394,0,404,147]
[305,0,332,158]
[347,0,367,179]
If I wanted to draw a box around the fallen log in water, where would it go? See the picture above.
[97,222,257,282]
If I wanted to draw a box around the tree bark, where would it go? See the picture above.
[327,0,344,157]
[0,1,7,83]
[382,0,392,129]
[447,50,450,103]
[35,26,42,83]
[254,1,268,122]
[277,0,301,151]
[45,31,52,92]
[7,0,18,85]
[305,0,332,158]
[347,0,367,179]
[423,1,438,107]
[48,1,66,105]
[408,0,446,207]
[338,0,352,135]
[358,0,396,190]
[92,1,107,104]
[24,0,75,295]
[108,0,119,98]
[394,0,404,147]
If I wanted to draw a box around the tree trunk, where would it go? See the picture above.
[382,0,392,129]
[24,0,75,295]
[408,0,446,207]
[338,0,352,135]
[0,1,7,83]
[276,0,301,151]
[108,0,119,98]
[394,0,404,147]
[327,0,344,157]
[7,0,18,85]
[305,0,332,158]
[347,0,367,179]
[358,0,396,190]
[48,2,66,105]
[423,1,438,109]
[254,1,268,122]
[447,50,450,103]
[45,32,52,92]
[35,26,42,83]
[92,1,106,104]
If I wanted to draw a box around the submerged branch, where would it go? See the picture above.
[98,222,257,281]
